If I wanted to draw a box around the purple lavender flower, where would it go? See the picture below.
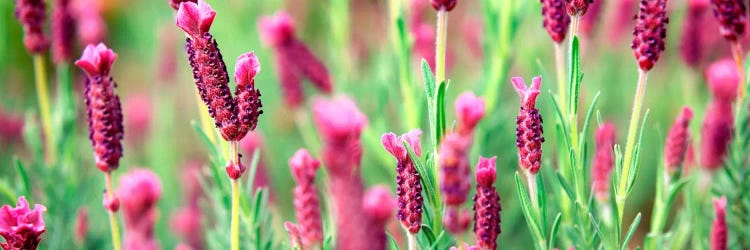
[382,130,423,234]
[14,0,49,54]
[473,156,501,250]
[513,76,544,175]
[0,197,46,250]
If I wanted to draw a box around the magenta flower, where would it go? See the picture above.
[473,156,501,250]
[443,207,471,234]
[118,169,162,250]
[51,0,74,63]
[72,0,106,45]
[170,206,203,250]
[0,197,46,250]
[680,0,711,68]
[631,0,669,71]
[260,12,333,108]
[169,0,196,10]
[700,101,734,170]
[382,130,423,234]
[592,123,615,201]
[14,0,49,54]
[311,96,369,249]
[124,94,152,145]
[75,43,124,172]
[513,76,545,175]
[710,0,747,41]
[412,23,437,69]
[289,149,324,248]
[606,0,637,45]
[663,107,694,173]
[439,133,472,234]
[565,0,593,16]
[233,52,264,138]
[431,0,457,11]
[707,59,740,102]
[541,0,571,43]
[580,0,603,36]
[363,186,397,250]
[710,196,728,250]
[455,92,486,136]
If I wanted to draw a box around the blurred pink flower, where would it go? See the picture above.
[710,196,727,250]
[462,18,483,58]
[580,0,603,36]
[606,0,637,45]
[700,102,734,170]
[0,108,24,145]
[118,169,162,250]
[706,58,740,102]
[51,0,74,63]
[663,107,694,173]
[592,123,615,201]
[239,132,270,190]
[455,92,485,136]
[171,206,203,250]
[363,185,396,250]
[0,196,46,250]
[541,0,571,43]
[283,222,303,250]
[289,149,323,248]
[680,0,711,68]
[73,0,106,45]
[14,0,49,54]
[74,208,88,245]
[124,94,152,145]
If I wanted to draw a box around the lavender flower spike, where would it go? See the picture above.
[289,149,324,248]
[663,107,694,174]
[14,0,49,54]
[513,76,545,175]
[710,196,728,250]
[0,197,47,250]
[382,130,423,234]
[631,0,669,71]
[473,156,501,250]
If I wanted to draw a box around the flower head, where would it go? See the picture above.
[124,94,152,145]
[473,156,501,250]
[707,58,740,102]
[580,0,604,36]
[118,169,162,250]
[710,0,747,41]
[312,97,367,168]
[455,92,485,136]
[593,123,616,200]
[363,185,397,250]
[680,0,711,68]
[565,0,594,16]
[75,43,124,172]
[431,0,457,11]
[382,130,422,162]
[710,196,728,250]
[382,130,423,234]
[175,0,216,38]
[259,12,295,47]
[289,149,323,248]
[14,0,49,54]
[541,0,571,43]
[631,0,669,71]
[663,107,694,173]
[701,102,734,170]
[513,76,545,174]
[52,0,74,63]
[439,133,472,206]
[0,197,46,250]
[234,52,264,137]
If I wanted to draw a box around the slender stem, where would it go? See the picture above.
[229,141,241,250]
[33,55,55,164]
[617,69,649,219]
[570,15,580,41]
[105,173,121,250]
[554,42,567,114]
[527,172,539,210]
[435,10,448,85]
[407,233,417,250]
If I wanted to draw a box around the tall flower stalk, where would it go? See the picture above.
[75,43,125,250]
[175,1,264,249]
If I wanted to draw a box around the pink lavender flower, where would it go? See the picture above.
[260,12,332,108]
[607,0,637,45]
[14,0,49,54]
[592,123,615,201]
[443,207,471,234]
[74,208,87,245]
[311,96,369,250]
[462,18,483,58]
[51,0,74,63]
[710,196,727,250]
[363,186,397,250]
[680,0,711,68]
[663,107,694,173]
[440,134,472,206]
[409,0,429,28]
[565,0,594,16]
[0,109,24,145]
[707,59,740,102]
[124,94,152,145]
[631,0,669,71]
[473,156,501,250]
[118,169,162,250]
[73,0,106,45]
[284,222,303,250]
[171,206,203,250]
[289,149,323,248]
[710,0,747,41]
[541,0,571,43]
[0,197,46,250]
[513,76,545,175]
[701,102,734,170]
[455,92,486,136]
[75,43,124,172]
[233,52,263,138]
[157,25,179,82]
[382,130,423,234]
[412,23,438,70]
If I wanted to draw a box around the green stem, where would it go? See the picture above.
[554,42,566,115]
[435,10,448,85]
[33,55,55,164]
[230,141,241,250]
[105,173,121,250]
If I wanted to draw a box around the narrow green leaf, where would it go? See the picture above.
[626,110,650,195]
[549,212,562,250]
[436,81,448,142]
[622,213,642,250]
[555,171,576,201]
[588,213,608,247]
[245,149,261,192]
[14,157,30,198]
[422,60,436,99]
[536,173,548,234]
[579,92,602,153]
[515,172,544,245]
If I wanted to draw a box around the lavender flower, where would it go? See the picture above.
[663,107,694,174]
[75,43,124,172]
[580,0,603,35]
[473,156,501,250]
[707,59,740,102]
[289,149,323,248]
[710,196,727,250]
[118,169,162,250]
[363,186,397,250]
[382,130,423,234]
[455,92,486,136]
[592,123,615,201]
[680,0,711,68]
[439,133,472,234]
[0,197,46,250]
[14,0,49,54]
[700,102,734,170]
[631,0,669,71]
[541,0,571,43]
[233,52,263,138]
[52,0,74,63]
[513,76,545,175]
[710,0,747,41]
